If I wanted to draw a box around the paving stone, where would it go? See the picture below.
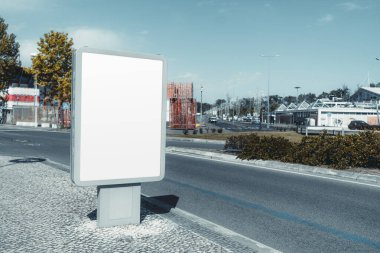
[0,156,262,253]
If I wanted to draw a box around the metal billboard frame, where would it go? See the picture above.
[70,47,167,186]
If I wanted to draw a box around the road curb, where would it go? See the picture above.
[166,147,380,186]
[43,158,70,172]
[36,157,280,252]
[142,194,281,253]
[0,124,70,133]
[166,136,225,145]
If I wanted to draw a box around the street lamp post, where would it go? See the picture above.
[200,85,203,124]
[294,86,301,105]
[376,58,379,124]
[261,54,279,128]
[31,53,38,127]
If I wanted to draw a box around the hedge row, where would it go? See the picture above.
[183,128,223,135]
[224,132,380,169]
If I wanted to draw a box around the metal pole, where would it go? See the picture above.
[261,54,279,129]
[31,53,38,127]
[295,86,301,105]
[377,100,379,125]
[267,78,270,128]
[376,58,380,125]
[34,74,38,127]
[200,85,203,124]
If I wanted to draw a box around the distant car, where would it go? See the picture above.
[252,117,260,124]
[243,117,251,122]
[348,120,370,130]
[209,116,218,123]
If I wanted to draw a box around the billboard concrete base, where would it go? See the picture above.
[97,184,141,227]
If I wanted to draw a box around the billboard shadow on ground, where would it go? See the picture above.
[87,195,179,223]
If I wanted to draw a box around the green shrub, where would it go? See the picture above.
[238,135,294,161]
[225,134,293,160]
[225,131,380,170]
[293,132,380,169]
[224,133,260,150]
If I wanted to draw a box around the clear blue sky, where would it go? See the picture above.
[1,0,379,103]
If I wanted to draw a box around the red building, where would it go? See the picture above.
[167,82,197,129]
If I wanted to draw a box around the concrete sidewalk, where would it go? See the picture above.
[0,155,279,253]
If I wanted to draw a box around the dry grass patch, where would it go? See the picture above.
[169,130,303,143]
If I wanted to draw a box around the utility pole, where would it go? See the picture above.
[200,85,203,124]
[261,54,280,128]
[31,53,38,127]
[294,86,301,105]
[376,58,379,125]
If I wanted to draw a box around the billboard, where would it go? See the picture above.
[71,47,166,186]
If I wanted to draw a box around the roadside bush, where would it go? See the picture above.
[238,135,294,161]
[183,129,188,135]
[211,128,216,133]
[224,134,260,150]
[199,128,203,134]
[225,131,380,170]
[217,128,223,133]
[292,132,380,169]
[193,129,198,134]
[291,133,332,167]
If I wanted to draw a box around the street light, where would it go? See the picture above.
[30,53,38,127]
[261,54,280,128]
[376,58,379,124]
[294,86,301,105]
[200,85,203,124]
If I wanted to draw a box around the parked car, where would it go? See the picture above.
[252,117,260,124]
[208,116,218,123]
[243,117,251,122]
[348,120,380,130]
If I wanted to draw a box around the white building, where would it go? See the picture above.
[1,87,40,109]
[275,99,380,128]
[351,87,380,102]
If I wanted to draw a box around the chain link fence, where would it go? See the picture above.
[11,106,71,128]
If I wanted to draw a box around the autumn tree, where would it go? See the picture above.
[0,17,21,102]
[196,102,212,113]
[283,95,296,105]
[329,85,350,101]
[31,31,73,105]
[214,98,226,107]
[298,93,317,104]
[317,91,330,99]
[370,82,380,88]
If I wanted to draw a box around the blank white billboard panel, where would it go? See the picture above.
[71,48,166,186]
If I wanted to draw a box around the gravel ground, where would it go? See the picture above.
[0,156,264,253]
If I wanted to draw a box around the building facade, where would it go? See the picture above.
[275,98,380,128]
[167,82,197,129]
[351,87,380,102]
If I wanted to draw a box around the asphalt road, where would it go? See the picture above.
[1,126,380,252]
[166,139,225,150]
[210,120,261,132]
[144,154,380,253]
[0,127,224,165]
[0,127,70,165]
